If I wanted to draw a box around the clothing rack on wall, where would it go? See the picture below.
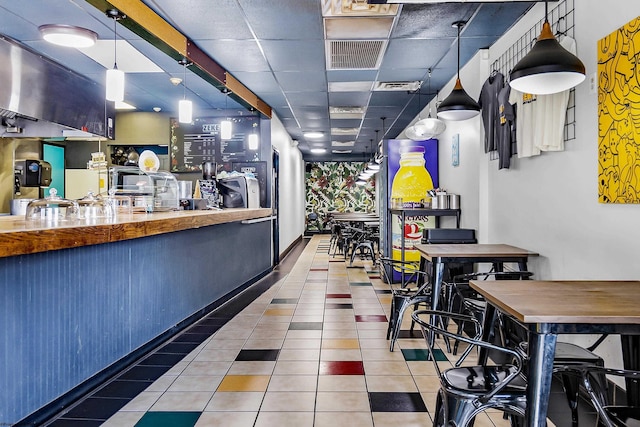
[488,0,576,161]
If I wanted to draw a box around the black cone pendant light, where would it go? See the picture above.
[437,21,480,121]
[509,1,585,95]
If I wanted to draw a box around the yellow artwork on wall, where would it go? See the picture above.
[598,17,640,203]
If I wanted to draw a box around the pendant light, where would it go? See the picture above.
[105,9,125,102]
[408,68,446,140]
[178,59,192,123]
[437,21,480,121]
[221,89,233,140]
[509,1,585,95]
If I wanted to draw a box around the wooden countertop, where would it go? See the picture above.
[469,280,640,324]
[0,208,273,258]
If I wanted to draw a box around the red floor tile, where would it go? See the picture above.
[319,361,365,375]
[325,294,351,298]
[355,315,388,322]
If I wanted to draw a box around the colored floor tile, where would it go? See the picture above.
[319,361,365,375]
[289,322,323,330]
[134,411,201,427]
[355,315,388,323]
[368,392,428,412]
[235,349,280,361]
[271,298,299,304]
[216,375,271,392]
[401,348,448,362]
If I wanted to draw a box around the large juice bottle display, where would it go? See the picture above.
[390,145,434,266]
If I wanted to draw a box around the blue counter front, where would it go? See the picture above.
[0,210,273,425]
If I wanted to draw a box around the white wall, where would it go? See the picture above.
[411,0,640,370]
[270,113,306,255]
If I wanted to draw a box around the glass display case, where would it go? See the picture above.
[109,166,179,212]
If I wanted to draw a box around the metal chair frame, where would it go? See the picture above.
[378,256,433,351]
[412,309,527,427]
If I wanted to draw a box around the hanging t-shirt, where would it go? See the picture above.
[497,85,516,169]
[508,36,577,157]
[478,72,505,153]
[536,36,576,152]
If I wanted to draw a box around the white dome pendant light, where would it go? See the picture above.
[407,69,446,140]
[437,21,480,121]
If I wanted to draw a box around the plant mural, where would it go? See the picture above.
[305,162,376,230]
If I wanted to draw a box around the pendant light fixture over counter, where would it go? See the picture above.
[509,1,585,95]
[221,89,233,140]
[105,9,125,103]
[248,122,259,150]
[178,59,193,124]
[437,21,480,122]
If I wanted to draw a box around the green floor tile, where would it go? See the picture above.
[135,411,201,427]
[401,348,448,362]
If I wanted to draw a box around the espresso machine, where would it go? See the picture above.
[189,161,220,209]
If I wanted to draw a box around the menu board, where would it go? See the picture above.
[170,116,260,173]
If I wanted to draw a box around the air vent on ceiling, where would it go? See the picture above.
[374,81,422,91]
[332,149,352,154]
[332,140,356,147]
[329,106,365,119]
[327,40,386,70]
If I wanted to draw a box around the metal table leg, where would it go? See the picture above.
[526,326,557,427]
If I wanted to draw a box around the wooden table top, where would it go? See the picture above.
[469,280,640,324]
[415,243,539,260]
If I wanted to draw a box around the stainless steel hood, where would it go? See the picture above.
[0,34,115,138]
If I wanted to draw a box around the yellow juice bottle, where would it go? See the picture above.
[391,146,434,266]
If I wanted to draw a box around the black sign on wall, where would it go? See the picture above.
[170,116,260,173]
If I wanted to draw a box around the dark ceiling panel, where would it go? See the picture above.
[238,0,324,40]
[381,38,453,70]
[275,71,328,92]
[145,0,255,40]
[392,3,478,39]
[260,40,326,72]
[195,40,270,72]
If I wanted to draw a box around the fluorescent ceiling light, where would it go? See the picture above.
[332,149,353,154]
[115,101,136,110]
[310,148,327,154]
[332,141,355,146]
[324,17,394,39]
[321,0,398,17]
[304,131,324,138]
[331,127,359,135]
[329,107,365,120]
[328,81,373,92]
[39,25,97,48]
[79,40,163,73]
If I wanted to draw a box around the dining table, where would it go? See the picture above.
[414,243,539,313]
[469,279,640,427]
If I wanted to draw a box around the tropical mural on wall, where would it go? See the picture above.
[305,162,376,231]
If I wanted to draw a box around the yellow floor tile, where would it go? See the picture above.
[216,375,271,392]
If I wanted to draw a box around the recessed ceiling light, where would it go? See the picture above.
[328,81,373,92]
[39,24,98,48]
[310,148,327,154]
[332,141,355,147]
[115,101,136,110]
[331,127,359,135]
[304,131,324,138]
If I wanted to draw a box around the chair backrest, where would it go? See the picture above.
[412,309,524,404]
[422,228,477,244]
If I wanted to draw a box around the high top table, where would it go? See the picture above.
[415,243,539,311]
[469,280,640,427]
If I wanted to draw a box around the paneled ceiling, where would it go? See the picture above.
[0,0,537,160]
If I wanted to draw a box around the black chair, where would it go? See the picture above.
[412,309,527,426]
[378,257,432,351]
[560,364,640,427]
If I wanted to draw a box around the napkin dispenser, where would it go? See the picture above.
[218,176,259,208]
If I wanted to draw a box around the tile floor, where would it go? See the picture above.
[47,235,595,427]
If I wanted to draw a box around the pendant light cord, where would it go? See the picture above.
[113,16,118,69]
[183,61,187,100]
[456,23,461,78]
